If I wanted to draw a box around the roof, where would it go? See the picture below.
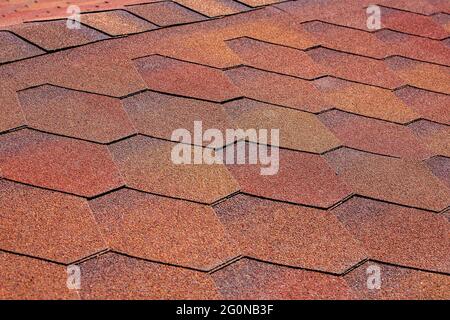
[0,0,449,300]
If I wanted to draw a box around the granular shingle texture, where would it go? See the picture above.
[1,0,449,300]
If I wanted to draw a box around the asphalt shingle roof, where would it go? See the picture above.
[0,0,449,300]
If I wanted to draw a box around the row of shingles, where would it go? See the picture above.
[224,13,450,94]
[2,0,447,63]
[2,245,449,299]
[212,191,450,274]
[2,10,155,54]
[299,20,450,67]
[243,38,450,128]
[224,35,450,124]
[374,0,449,15]
[0,173,448,297]
[274,0,450,66]
[276,0,449,40]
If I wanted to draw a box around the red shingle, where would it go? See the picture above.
[374,30,450,66]
[333,197,450,273]
[0,252,79,300]
[226,37,324,79]
[122,91,231,146]
[3,40,147,96]
[425,156,450,189]
[134,55,241,102]
[408,120,450,157]
[381,7,448,39]
[318,110,432,159]
[432,13,450,33]
[325,148,450,211]
[78,253,220,299]
[395,86,450,125]
[0,129,124,197]
[10,19,109,50]
[212,258,357,299]
[302,21,389,58]
[240,0,284,6]
[0,31,44,64]
[0,77,25,133]
[18,84,136,143]
[0,180,106,263]
[307,47,404,89]
[80,10,157,36]
[385,56,450,94]
[377,0,440,15]
[89,188,238,270]
[173,0,249,17]
[315,77,419,123]
[344,261,450,299]
[2,0,449,300]
[226,66,328,112]
[214,194,366,273]
[225,144,351,207]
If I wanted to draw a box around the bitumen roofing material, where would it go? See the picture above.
[0,0,449,299]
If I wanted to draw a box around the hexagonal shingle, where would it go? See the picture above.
[0,31,44,64]
[0,129,124,197]
[212,258,357,299]
[89,188,238,270]
[0,180,107,263]
[108,135,239,204]
[127,2,205,26]
[0,252,79,300]
[214,194,366,273]
[325,148,450,211]
[18,84,136,143]
[333,196,450,273]
[10,20,109,50]
[225,144,352,208]
[78,253,220,299]
[224,98,341,153]
[122,90,230,146]
[318,109,432,160]
[133,54,241,102]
